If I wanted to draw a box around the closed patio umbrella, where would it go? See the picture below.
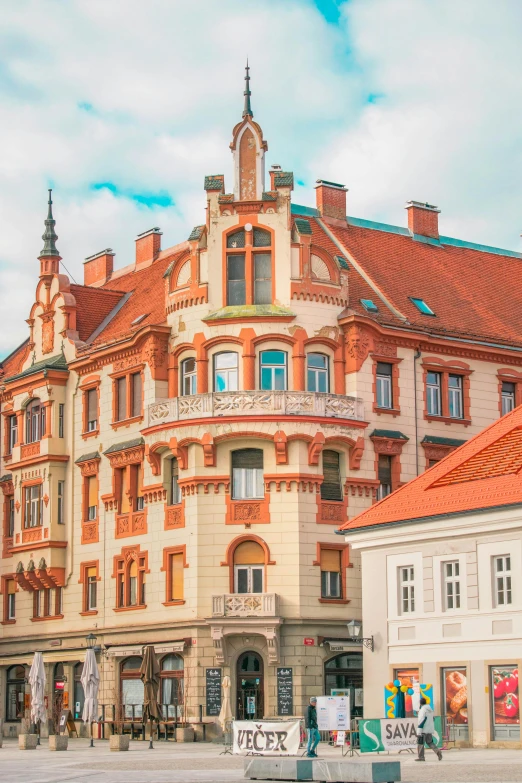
[140,646,161,749]
[81,648,100,747]
[218,675,233,730]
[28,652,46,743]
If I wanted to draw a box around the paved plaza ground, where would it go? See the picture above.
[1,738,522,783]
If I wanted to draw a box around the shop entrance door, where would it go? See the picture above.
[236,652,264,720]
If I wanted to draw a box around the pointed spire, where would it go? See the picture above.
[242,59,253,118]
[40,189,60,258]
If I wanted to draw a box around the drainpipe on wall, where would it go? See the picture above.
[413,348,421,475]
[66,373,81,585]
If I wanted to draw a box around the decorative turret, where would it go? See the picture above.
[230,62,267,201]
[39,189,61,278]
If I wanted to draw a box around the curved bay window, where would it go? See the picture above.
[6,665,25,722]
[161,654,184,718]
[260,351,287,391]
[74,662,84,719]
[325,653,363,717]
[232,449,264,500]
[226,227,272,306]
[320,450,343,502]
[234,540,264,594]
[307,353,329,393]
[121,656,144,718]
[214,352,239,392]
[180,358,197,396]
[25,398,45,443]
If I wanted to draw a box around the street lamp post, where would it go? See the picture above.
[346,620,374,652]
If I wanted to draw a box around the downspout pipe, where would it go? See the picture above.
[414,348,421,475]
[66,373,81,585]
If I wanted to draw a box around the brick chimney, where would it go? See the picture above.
[83,248,114,287]
[269,164,282,190]
[135,227,162,269]
[315,180,348,221]
[406,201,440,239]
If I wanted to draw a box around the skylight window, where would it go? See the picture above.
[410,297,435,316]
[360,299,379,313]
[131,313,149,326]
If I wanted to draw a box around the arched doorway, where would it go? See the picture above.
[236,651,264,720]
[324,652,364,718]
[160,654,184,719]
[120,656,144,719]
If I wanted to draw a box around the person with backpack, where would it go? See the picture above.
[416,697,443,761]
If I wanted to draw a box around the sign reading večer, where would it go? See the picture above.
[359,717,443,753]
[232,720,300,755]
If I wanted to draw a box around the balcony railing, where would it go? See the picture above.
[147,391,364,427]
[212,593,279,618]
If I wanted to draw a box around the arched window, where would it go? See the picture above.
[180,358,197,396]
[226,226,272,306]
[214,352,239,392]
[120,656,143,719]
[324,653,363,717]
[320,450,343,501]
[74,662,84,719]
[6,665,25,721]
[25,398,45,443]
[161,654,184,716]
[307,353,329,393]
[260,351,287,391]
[169,458,181,505]
[232,449,264,500]
[116,554,146,609]
[234,540,264,593]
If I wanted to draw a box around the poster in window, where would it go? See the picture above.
[442,668,467,725]
[394,669,420,717]
[492,666,519,725]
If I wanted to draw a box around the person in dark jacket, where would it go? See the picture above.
[305,697,320,757]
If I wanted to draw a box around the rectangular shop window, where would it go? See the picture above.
[131,372,142,418]
[501,381,516,416]
[232,449,264,500]
[58,403,65,438]
[448,374,463,419]
[57,480,65,525]
[377,454,392,500]
[376,362,393,409]
[170,553,184,601]
[399,566,415,614]
[307,353,329,393]
[320,450,343,501]
[116,377,127,422]
[87,475,98,520]
[227,254,246,306]
[494,555,512,606]
[443,560,461,610]
[87,567,97,611]
[7,580,16,620]
[320,549,342,599]
[426,371,441,416]
[87,389,98,431]
[254,253,272,304]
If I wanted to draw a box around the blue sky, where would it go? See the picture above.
[1,0,522,357]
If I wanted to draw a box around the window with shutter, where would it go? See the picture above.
[117,377,127,421]
[131,373,142,418]
[87,389,98,430]
[135,464,144,511]
[170,459,180,505]
[119,469,130,514]
[320,450,343,501]
[86,566,97,611]
[87,476,98,520]
[320,548,342,599]
[378,455,392,500]
[170,553,184,601]
[233,540,264,594]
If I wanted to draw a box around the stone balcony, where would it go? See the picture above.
[212,593,279,618]
[147,391,364,427]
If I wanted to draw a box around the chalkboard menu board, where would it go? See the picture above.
[277,667,293,716]
[206,668,222,716]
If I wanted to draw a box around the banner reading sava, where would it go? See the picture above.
[233,720,301,756]
[359,717,443,753]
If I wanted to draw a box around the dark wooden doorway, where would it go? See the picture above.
[236,651,264,720]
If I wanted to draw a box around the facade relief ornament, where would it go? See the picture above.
[41,311,55,355]
[143,334,168,379]
[345,324,372,372]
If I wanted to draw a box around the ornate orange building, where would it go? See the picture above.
[2,68,522,735]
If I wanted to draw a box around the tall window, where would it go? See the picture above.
[320,450,343,501]
[501,381,516,415]
[57,480,65,525]
[307,354,329,393]
[232,449,264,500]
[377,455,392,500]
[399,566,415,613]
[443,561,461,610]
[116,377,127,421]
[226,227,272,306]
[33,587,62,618]
[494,555,512,606]
[168,552,185,602]
[116,465,144,514]
[170,459,181,505]
[131,373,142,418]
[116,554,147,609]
[6,665,26,721]
[25,399,45,443]
[7,415,17,453]
[6,579,16,620]
[320,549,342,599]
[115,373,142,421]
[58,403,64,438]
[24,485,42,528]
[260,351,287,391]
[161,655,184,717]
[448,375,463,419]
[120,657,144,719]
[233,540,264,594]
[86,389,98,431]
[426,372,441,416]
[117,468,130,514]
[135,465,145,511]
[87,566,97,611]
[180,358,197,395]
[376,362,393,409]
[7,496,15,537]
[86,476,98,521]
[214,352,239,392]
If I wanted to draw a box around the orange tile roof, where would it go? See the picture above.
[70,285,125,342]
[0,340,29,378]
[342,406,522,532]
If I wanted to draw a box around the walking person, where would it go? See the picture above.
[416,697,442,762]
[305,696,321,758]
